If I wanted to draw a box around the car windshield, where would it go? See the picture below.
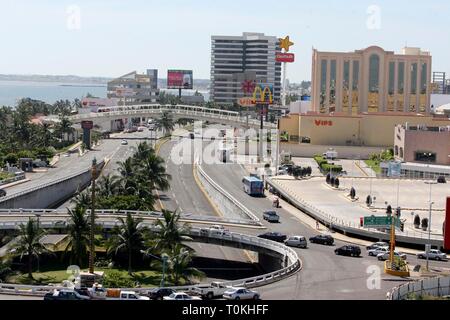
[168,293,176,298]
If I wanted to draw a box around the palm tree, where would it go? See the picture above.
[155,112,174,136]
[152,243,204,286]
[10,219,49,279]
[64,207,91,267]
[150,210,191,253]
[138,153,171,191]
[96,174,121,198]
[107,213,148,275]
[132,141,155,165]
[57,116,73,142]
[117,158,137,194]
[71,190,91,209]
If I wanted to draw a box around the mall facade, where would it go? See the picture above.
[280,46,450,148]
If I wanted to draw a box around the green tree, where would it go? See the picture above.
[150,210,191,253]
[155,112,174,136]
[10,219,50,279]
[117,158,138,194]
[96,174,122,198]
[152,243,204,285]
[71,190,91,209]
[64,207,91,267]
[138,153,171,191]
[107,213,148,275]
[132,141,155,165]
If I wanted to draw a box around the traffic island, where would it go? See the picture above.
[384,260,410,277]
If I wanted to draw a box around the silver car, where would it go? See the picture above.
[263,211,280,223]
[417,249,447,261]
[285,236,308,248]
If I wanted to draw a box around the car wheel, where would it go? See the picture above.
[369,252,373,256]
[436,256,441,261]
[207,292,213,300]
[253,295,258,300]
[235,297,240,300]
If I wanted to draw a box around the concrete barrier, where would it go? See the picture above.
[196,163,261,223]
[387,276,450,300]
[0,161,105,209]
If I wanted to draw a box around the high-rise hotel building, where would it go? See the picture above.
[311,46,432,115]
[210,32,282,105]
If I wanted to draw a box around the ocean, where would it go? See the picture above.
[0,80,210,107]
[0,80,107,107]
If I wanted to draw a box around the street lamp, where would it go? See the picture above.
[144,252,169,287]
[424,181,437,271]
[89,157,98,274]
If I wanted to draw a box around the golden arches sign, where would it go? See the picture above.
[252,85,273,105]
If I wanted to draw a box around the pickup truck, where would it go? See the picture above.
[191,282,231,300]
[105,289,150,300]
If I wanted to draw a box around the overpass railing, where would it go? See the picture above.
[68,104,276,128]
[0,227,301,296]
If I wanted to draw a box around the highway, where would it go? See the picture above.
[200,157,448,299]
[157,135,259,275]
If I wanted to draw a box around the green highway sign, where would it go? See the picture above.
[363,215,402,229]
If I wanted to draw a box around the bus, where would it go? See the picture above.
[242,176,264,196]
[218,145,233,163]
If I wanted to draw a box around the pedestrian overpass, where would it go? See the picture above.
[67,104,277,130]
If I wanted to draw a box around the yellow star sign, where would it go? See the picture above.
[279,36,294,52]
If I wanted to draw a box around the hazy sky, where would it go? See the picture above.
[0,0,449,82]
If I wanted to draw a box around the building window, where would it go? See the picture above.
[368,54,380,113]
[399,147,404,158]
[329,60,337,112]
[397,62,405,111]
[387,61,395,112]
[319,59,328,113]
[410,63,418,112]
[415,151,436,163]
[394,145,399,156]
[352,60,360,115]
[420,62,427,113]
[342,60,350,114]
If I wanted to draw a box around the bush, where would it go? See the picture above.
[334,178,340,188]
[322,163,343,174]
[421,218,429,230]
[326,173,331,184]
[16,150,35,159]
[4,153,18,165]
[102,270,135,288]
[414,215,421,228]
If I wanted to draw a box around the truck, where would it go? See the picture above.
[323,149,338,160]
[105,289,150,300]
[191,282,232,300]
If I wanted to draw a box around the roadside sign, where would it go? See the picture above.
[363,215,401,229]
[81,121,94,130]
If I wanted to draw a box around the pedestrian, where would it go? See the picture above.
[316,221,320,230]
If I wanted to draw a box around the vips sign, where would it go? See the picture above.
[445,197,450,250]
[81,121,94,130]
[276,52,295,63]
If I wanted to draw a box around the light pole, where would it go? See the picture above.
[89,157,98,274]
[424,181,437,271]
[144,252,169,287]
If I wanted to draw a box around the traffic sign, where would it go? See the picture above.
[363,215,401,229]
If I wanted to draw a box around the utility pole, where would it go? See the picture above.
[89,157,97,274]
[424,181,437,271]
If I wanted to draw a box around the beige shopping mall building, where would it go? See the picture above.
[279,46,450,148]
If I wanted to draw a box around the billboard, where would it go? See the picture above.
[115,88,134,97]
[167,70,193,89]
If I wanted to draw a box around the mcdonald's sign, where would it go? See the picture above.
[252,85,273,105]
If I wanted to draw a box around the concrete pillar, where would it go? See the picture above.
[82,128,91,149]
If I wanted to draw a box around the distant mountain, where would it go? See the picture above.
[0,74,211,90]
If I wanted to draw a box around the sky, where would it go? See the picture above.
[0,0,449,82]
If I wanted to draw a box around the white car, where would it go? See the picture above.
[284,236,308,248]
[417,249,447,261]
[223,287,260,300]
[377,251,407,261]
[163,292,202,300]
[367,246,390,257]
[121,140,128,145]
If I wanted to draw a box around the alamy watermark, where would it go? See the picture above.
[66,5,81,31]
[366,5,381,30]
